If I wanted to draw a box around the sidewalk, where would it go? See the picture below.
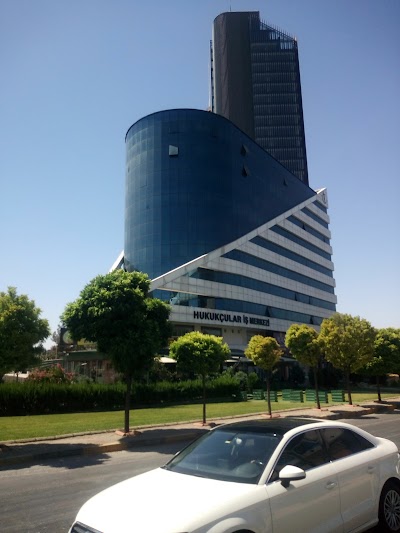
[1,398,399,468]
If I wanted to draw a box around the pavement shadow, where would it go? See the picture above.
[371,408,400,415]
[0,426,207,471]
[0,443,114,471]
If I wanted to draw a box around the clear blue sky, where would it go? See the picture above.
[1,0,399,345]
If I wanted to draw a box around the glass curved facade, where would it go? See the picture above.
[125,109,315,279]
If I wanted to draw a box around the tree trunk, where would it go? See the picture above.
[313,367,321,410]
[202,374,207,425]
[346,369,353,405]
[124,373,132,433]
[266,373,272,417]
[377,375,382,402]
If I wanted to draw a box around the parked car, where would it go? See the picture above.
[69,417,400,533]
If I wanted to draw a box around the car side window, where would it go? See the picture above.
[270,429,329,481]
[321,428,374,461]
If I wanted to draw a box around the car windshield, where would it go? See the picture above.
[163,428,282,484]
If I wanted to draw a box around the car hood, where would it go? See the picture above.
[74,467,264,532]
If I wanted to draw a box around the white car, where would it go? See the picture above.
[69,418,400,533]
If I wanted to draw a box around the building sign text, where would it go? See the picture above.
[193,311,269,327]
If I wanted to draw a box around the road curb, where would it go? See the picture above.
[0,429,205,467]
[1,399,398,467]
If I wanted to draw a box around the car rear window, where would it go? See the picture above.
[321,428,374,461]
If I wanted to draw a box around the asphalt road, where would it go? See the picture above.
[0,441,183,532]
[350,413,400,448]
[0,412,399,533]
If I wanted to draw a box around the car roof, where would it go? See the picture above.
[214,417,326,436]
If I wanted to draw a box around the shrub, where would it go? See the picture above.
[247,371,261,391]
[27,364,75,384]
[0,375,241,416]
[289,364,306,388]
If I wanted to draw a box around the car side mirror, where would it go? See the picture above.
[279,465,306,488]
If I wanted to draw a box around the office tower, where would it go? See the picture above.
[124,109,335,353]
[211,11,309,184]
[118,11,336,359]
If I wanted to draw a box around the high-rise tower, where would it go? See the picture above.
[120,12,336,358]
[211,11,309,185]
[124,109,335,354]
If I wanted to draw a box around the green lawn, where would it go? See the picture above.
[0,391,397,441]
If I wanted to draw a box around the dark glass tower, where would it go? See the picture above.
[124,109,315,280]
[211,11,309,185]
[124,109,335,342]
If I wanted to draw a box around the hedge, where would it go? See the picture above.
[0,375,241,416]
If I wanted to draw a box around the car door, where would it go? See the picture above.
[265,429,343,533]
[321,427,379,532]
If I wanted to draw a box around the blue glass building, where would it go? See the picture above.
[124,109,336,352]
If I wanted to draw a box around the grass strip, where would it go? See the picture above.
[0,392,395,441]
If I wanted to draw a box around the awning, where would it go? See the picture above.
[158,356,177,364]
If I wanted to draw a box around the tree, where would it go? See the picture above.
[0,287,50,381]
[51,325,61,345]
[318,313,376,405]
[61,270,170,433]
[363,328,400,401]
[285,324,322,409]
[169,331,230,425]
[245,335,283,416]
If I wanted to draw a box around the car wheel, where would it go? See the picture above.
[379,481,400,532]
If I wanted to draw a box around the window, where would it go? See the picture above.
[242,165,250,177]
[270,430,328,481]
[164,428,282,484]
[223,249,335,294]
[251,235,334,278]
[240,144,249,156]
[270,225,332,261]
[168,145,179,156]
[321,428,374,461]
[201,326,222,336]
[172,325,194,337]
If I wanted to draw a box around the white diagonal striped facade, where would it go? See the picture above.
[150,188,336,353]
